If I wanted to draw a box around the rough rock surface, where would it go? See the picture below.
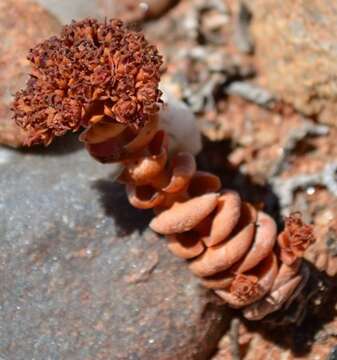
[0,139,229,360]
[250,0,337,126]
[34,0,105,23]
[35,0,176,24]
[0,0,61,147]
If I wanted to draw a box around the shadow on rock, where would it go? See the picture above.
[92,179,153,236]
[241,262,337,357]
[197,137,282,227]
[197,138,337,357]
[17,132,83,156]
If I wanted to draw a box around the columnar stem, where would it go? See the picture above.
[82,107,314,320]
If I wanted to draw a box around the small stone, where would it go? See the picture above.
[35,0,177,24]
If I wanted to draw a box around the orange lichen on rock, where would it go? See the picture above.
[12,18,317,321]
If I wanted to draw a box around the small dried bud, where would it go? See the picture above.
[12,18,163,145]
[278,212,315,265]
[230,274,262,301]
[113,99,137,123]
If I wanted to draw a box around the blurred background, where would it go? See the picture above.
[0,1,336,359]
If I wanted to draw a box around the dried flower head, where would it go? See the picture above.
[12,18,163,145]
[230,274,262,301]
[278,212,315,265]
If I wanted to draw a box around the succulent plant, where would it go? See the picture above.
[12,18,316,321]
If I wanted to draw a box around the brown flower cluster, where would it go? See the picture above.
[278,212,315,265]
[229,274,261,302]
[12,18,162,145]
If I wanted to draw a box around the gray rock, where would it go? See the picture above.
[0,138,229,360]
[34,0,103,24]
[35,0,177,24]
